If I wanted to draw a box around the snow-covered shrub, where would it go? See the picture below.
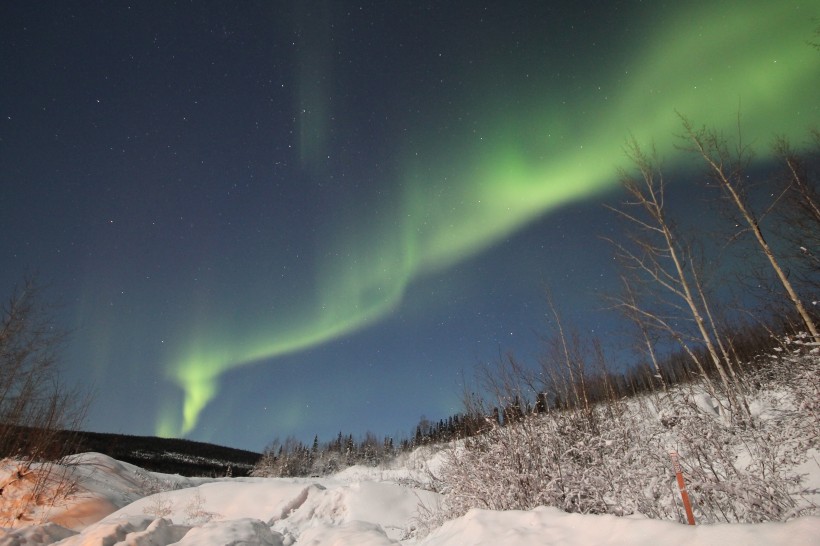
[433,401,667,522]
[184,489,220,524]
[144,493,174,519]
[0,456,81,527]
[429,347,819,526]
[138,472,187,495]
[663,391,801,523]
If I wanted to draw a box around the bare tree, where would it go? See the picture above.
[617,275,667,392]
[0,279,88,525]
[771,132,820,297]
[605,139,741,416]
[680,118,818,341]
[541,293,594,421]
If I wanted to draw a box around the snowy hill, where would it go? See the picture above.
[0,450,818,545]
[66,430,262,477]
[1,349,819,544]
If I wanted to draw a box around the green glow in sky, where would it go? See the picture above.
[161,0,818,436]
[295,0,333,176]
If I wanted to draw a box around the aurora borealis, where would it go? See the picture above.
[1,0,817,450]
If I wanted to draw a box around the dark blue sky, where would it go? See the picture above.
[1,0,816,451]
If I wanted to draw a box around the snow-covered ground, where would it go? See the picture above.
[0,447,817,545]
[2,348,819,544]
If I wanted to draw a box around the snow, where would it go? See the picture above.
[1,447,817,546]
[1,354,819,545]
[424,507,820,546]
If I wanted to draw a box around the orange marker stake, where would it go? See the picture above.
[669,451,696,525]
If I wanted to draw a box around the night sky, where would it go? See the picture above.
[1,1,817,452]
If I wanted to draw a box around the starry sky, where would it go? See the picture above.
[1,0,817,452]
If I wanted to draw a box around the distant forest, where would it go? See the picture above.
[65,430,262,477]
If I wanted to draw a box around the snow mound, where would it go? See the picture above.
[0,522,75,546]
[2,449,817,545]
[297,521,396,546]
[2,354,819,546]
[174,518,282,546]
[424,507,820,546]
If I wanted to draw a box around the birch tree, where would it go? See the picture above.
[605,139,741,414]
[771,133,820,298]
[681,118,818,341]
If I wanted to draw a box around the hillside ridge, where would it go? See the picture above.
[65,429,262,477]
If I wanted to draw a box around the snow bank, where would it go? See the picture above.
[1,356,818,545]
[422,507,820,546]
[1,451,817,545]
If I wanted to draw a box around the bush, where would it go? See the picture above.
[429,345,819,526]
[0,279,88,526]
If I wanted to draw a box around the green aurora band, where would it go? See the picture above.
[158,0,818,437]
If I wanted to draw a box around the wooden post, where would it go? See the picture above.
[669,451,696,525]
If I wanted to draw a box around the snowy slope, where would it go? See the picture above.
[0,449,817,545]
[2,349,819,545]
